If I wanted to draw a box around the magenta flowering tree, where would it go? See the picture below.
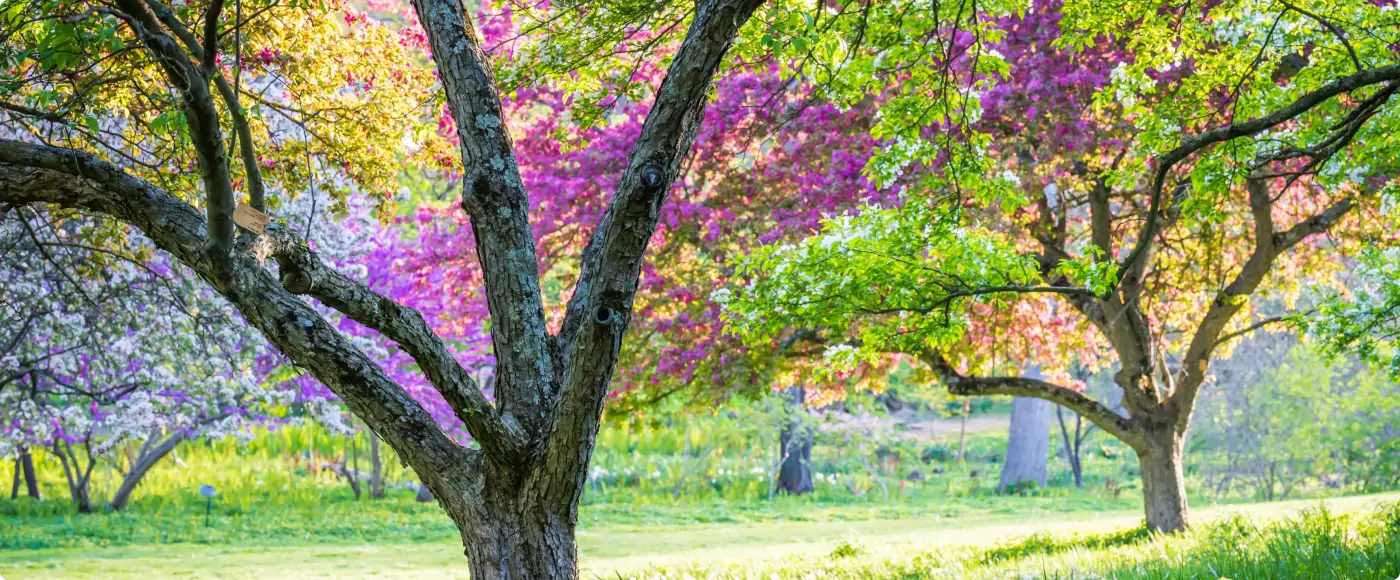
[400,65,896,409]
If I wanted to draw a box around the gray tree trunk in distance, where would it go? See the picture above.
[999,396,1052,493]
[15,446,39,499]
[415,479,435,503]
[776,387,813,495]
[369,429,386,500]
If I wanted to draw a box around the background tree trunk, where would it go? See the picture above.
[54,440,95,513]
[955,399,971,463]
[999,396,1052,493]
[415,479,435,503]
[1056,406,1085,488]
[1139,429,1190,532]
[342,435,362,500]
[110,432,186,511]
[17,446,39,499]
[369,430,386,499]
[775,386,813,495]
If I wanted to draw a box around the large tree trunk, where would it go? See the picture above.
[998,396,1052,493]
[1138,429,1190,533]
[775,386,813,495]
[110,432,186,511]
[451,477,578,579]
[0,0,762,574]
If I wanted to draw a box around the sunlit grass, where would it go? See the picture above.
[622,502,1400,579]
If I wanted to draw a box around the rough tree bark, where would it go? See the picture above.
[1138,426,1189,532]
[0,0,763,574]
[998,396,1051,493]
[775,387,813,495]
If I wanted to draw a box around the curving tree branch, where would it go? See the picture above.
[263,230,527,459]
[920,349,1147,451]
[0,139,474,502]
[1116,62,1400,296]
[544,0,767,509]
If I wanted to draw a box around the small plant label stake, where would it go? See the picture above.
[200,484,217,527]
[232,203,271,234]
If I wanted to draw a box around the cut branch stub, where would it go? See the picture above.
[593,306,615,325]
[639,164,665,190]
[281,268,313,294]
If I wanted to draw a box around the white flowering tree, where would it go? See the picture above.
[0,208,297,512]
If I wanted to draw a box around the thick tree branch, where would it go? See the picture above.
[113,0,238,255]
[543,0,766,506]
[1117,62,1400,295]
[410,0,554,430]
[1168,190,1354,424]
[264,231,527,459]
[199,0,225,75]
[920,350,1147,451]
[0,139,475,504]
[1088,177,1114,262]
[145,0,266,210]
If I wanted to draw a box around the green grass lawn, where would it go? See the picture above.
[4,491,1397,579]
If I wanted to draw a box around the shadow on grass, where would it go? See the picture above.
[977,523,1152,565]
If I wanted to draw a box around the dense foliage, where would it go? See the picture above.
[5,0,1400,574]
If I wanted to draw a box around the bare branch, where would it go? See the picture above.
[1280,1,1362,74]
[1212,314,1298,348]
[0,101,67,123]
